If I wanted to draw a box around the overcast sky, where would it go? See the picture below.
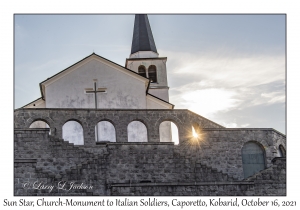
[14,14,286,134]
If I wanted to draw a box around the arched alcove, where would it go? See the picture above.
[29,120,51,134]
[29,120,50,129]
[148,65,157,83]
[95,121,116,142]
[127,121,148,142]
[159,121,179,145]
[279,145,286,157]
[242,141,266,178]
[138,65,147,78]
[62,120,84,145]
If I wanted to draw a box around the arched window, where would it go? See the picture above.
[127,121,148,142]
[148,65,157,83]
[29,120,50,129]
[159,121,179,145]
[242,142,266,178]
[279,145,286,157]
[95,121,116,142]
[138,65,147,78]
[62,121,84,145]
[29,120,51,134]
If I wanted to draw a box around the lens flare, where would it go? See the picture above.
[192,126,198,138]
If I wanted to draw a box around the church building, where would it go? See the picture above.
[24,14,173,144]
[14,15,286,196]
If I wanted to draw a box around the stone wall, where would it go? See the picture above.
[14,129,106,196]
[191,128,286,180]
[245,157,286,196]
[110,182,256,196]
[14,128,286,196]
[14,109,286,181]
[110,156,286,196]
[14,108,224,146]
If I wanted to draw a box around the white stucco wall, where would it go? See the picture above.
[96,121,116,142]
[62,121,84,145]
[159,122,179,145]
[45,58,147,109]
[128,121,148,142]
[24,99,46,108]
[159,121,172,142]
[29,120,49,129]
[148,88,169,102]
[146,95,172,109]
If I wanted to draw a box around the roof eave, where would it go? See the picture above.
[39,53,151,100]
[147,93,174,109]
[21,97,44,108]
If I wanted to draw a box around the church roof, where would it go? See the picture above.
[39,53,149,98]
[147,93,174,109]
[131,14,158,54]
[36,53,174,108]
[21,97,44,108]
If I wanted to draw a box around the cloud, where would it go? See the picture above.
[241,123,250,127]
[261,91,285,104]
[172,87,241,118]
[165,49,285,130]
[223,122,238,128]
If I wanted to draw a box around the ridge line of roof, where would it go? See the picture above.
[40,53,149,85]
[38,53,151,99]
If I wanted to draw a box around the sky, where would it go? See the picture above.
[14,14,286,134]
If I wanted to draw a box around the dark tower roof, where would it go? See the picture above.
[130,14,158,54]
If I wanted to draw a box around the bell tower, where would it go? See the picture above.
[125,14,169,102]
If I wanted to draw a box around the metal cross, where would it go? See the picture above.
[85,80,107,109]
[85,80,107,142]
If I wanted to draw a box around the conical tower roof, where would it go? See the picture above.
[130,14,158,55]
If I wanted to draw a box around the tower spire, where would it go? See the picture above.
[130,14,158,57]
[126,14,169,102]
